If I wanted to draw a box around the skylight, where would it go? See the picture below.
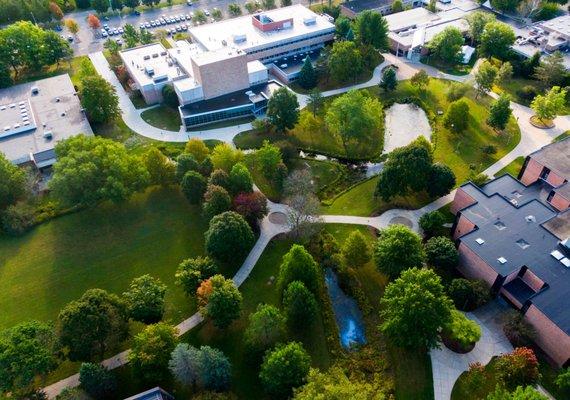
[498,257,507,264]
[475,238,485,245]
[494,221,506,230]
[516,239,530,249]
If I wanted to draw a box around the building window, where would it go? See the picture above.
[540,167,550,180]
[547,190,555,202]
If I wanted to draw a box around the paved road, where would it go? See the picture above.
[65,0,308,56]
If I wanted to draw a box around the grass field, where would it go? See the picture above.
[420,54,477,76]
[0,187,208,331]
[140,105,182,131]
[495,156,525,178]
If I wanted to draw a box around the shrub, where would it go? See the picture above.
[495,347,540,389]
[181,171,207,204]
[202,184,232,220]
[517,85,538,102]
[208,169,230,190]
[0,203,35,235]
[448,278,490,311]
[442,309,481,350]
[162,85,179,108]
[341,230,372,268]
[503,311,536,347]
[555,368,570,390]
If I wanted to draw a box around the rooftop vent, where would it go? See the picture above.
[525,215,536,223]
[152,53,159,58]
[475,238,485,245]
[31,87,39,95]
[494,221,506,230]
[143,55,151,60]
[55,97,60,102]
[561,258,570,268]
[233,33,247,43]
[43,131,53,139]
[498,257,507,264]
[516,239,530,249]
[509,198,518,206]
[303,16,316,25]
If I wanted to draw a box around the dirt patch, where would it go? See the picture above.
[388,216,413,228]
[268,212,287,225]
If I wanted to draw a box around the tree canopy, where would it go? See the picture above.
[380,268,453,349]
[297,56,317,89]
[244,304,286,356]
[50,136,149,207]
[80,75,121,123]
[328,41,363,83]
[123,274,167,324]
[205,211,255,264]
[198,274,242,329]
[283,281,318,330]
[354,10,389,50]
[374,224,425,279]
[487,94,512,131]
[479,21,516,60]
[79,362,117,399]
[277,244,321,295]
[428,27,464,64]
[342,230,372,268]
[260,342,311,398]
[531,86,567,122]
[443,99,470,133]
[0,152,27,210]
[267,87,300,133]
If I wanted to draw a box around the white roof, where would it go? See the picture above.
[247,60,267,74]
[462,45,475,63]
[188,5,334,53]
[539,15,570,39]
[120,43,186,87]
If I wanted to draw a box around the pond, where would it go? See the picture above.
[324,268,367,349]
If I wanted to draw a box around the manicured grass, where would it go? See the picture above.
[495,156,525,178]
[11,57,88,86]
[0,187,207,331]
[493,77,542,106]
[420,55,477,76]
[140,105,182,131]
[188,116,255,132]
[554,130,570,143]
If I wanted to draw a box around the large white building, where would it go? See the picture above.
[0,74,92,168]
[120,5,334,129]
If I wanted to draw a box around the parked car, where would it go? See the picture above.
[187,0,193,5]
[118,27,124,34]
[204,9,210,16]
[67,35,73,42]
[145,22,151,28]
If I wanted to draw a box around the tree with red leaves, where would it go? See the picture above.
[233,191,268,226]
[495,347,540,389]
[87,14,101,30]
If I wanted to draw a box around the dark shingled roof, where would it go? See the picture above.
[456,175,570,335]
[528,137,570,180]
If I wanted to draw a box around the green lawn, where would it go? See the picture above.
[554,130,570,143]
[140,105,182,131]
[11,56,88,86]
[420,54,477,76]
[493,78,542,107]
[0,187,208,332]
[495,156,525,178]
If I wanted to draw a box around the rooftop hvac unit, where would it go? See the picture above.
[31,87,39,95]
[233,33,247,43]
[145,66,155,76]
[143,55,151,60]
[152,53,159,58]
[497,257,507,264]
[43,131,53,139]
[303,16,316,25]
[160,51,167,56]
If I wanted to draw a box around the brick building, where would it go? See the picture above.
[450,138,570,367]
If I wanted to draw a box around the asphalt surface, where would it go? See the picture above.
[64,0,307,56]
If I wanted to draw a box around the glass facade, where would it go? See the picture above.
[182,98,268,129]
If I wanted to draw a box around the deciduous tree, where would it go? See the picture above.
[143,147,176,186]
[176,256,218,296]
[354,10,389,50]
[0,152,27,210]
[531,86,567,122]
[202,184,232,220]
[80,75,120,123]
[479,21,516,60]
[428,163,456,197]
[260,342,311,398]
[474,60,498,98]
[79,363,117,399]
[466,11,495,44]
[185,138,210,163]
[380,268,453,349]
[411,69,430,91]
[205,211,254,264]
[244,304,286,357]
[374,224,425,279]
[123,275,167,324]
[129,322,178,382]
[328,41,363,82]
[428,26,464,64]
[198,274,242,329]
[267,87,300,133]
[379,67,397,91]
[277,244,320,295]
[229,162,253,195]
[211,143,244,172]
[488,94,512,131]
[534,51,566,86]
[181,171,207,204]
[443,99,470,132]
[425,236,459,272]
[233,191,268,225]
[342,230,372,268]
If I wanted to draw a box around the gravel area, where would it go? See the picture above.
[384,103,432,153]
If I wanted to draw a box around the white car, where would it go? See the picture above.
[118,27,124,34]
[204,9,210,16]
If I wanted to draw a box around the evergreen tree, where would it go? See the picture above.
[297,57,317,89]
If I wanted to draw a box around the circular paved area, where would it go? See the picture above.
[388,216,413,228]
[268,212,287,225]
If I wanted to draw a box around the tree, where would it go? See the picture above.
[495,347,540,389]
[48,2,64,19]
[534,3,562,22]
[212,8,223,20]
[465,11,495,44]
[193,10,207,24]
[419,210,445,237]
[297,57,317,89]
[428,163,456,197]
[443,309,481,348]
[196,346,232,391]
[50,136,149,207]
[531,86,567,122]
[129,322,178,382]
[443,99,470,132]
[0,63,13,88]
[123,275,167,324]
[169,343,201,387]
[0,321,58,396]
[57,289,129,361]
[143,147,176,186]
[229,162,254,195]
[255,141,282,179]
[139,29,153,45]
[488,94,512,131]
[176,256,218,296]
[123,23,139,48]
[534,51,566,86]
[211,143,244,172]
[185,138,210,163]
[342,230,372,268]
[307,89,324,116]
[244,1,260,14]
[283,170,321,239]
[391,0,403,12]
[205,211,254,264]
[325,90,382,157]
[228,3,242,16]
[294,367,388,400]
[260,342,311,398]
[80,75,120,123]
[555,368,570,391]
[176,153,199,180]
[262,0,276,9]
[181,171,207,204]
[79,363,117,399]
[267,87,299,133]
[335,16,351,38]
[233,191,268,225]
[428,26,464,64]
[87,14,101,29]
[91,0,109,12]
[104,38,121,55]
[0,152,27,210]
[202,184,232,220]
[64,18,79,35]
[354,10,389,50]
[208,169,230,190]
[380,268,453,349]
[379,67,397,91]
[198,274,242,329]
[490,0,519,12]
[474,60,498,98]
[160,84,178,108]
[374,224,425,279]
[375,137,434,200]
[448,278,490,311]
[411,69,430,91]
[42,31,73,67]
[328,41,363,83]
[487,385,548,400]
[283,281,318,330]
[244,304,286,357]
[425,236,459,272]
[277,244,320,295]
[479,21,516,60]
[496,62,513,85]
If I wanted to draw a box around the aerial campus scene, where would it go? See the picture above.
[0,0,569,399]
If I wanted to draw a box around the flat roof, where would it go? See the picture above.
[539,15,570,38]
[120,43,187,87]
[457,175,570,335]
[341,0,392,13]
[188,5,334,53]
[180,81,281,117]
[0,74,92,166]
[528,137,570,180]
